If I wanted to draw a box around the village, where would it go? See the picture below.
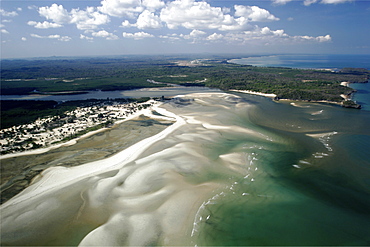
[0,100,157,154]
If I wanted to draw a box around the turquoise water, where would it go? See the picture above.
[190,93,370,245]
[1,55,370,246]
[1,92,369,246]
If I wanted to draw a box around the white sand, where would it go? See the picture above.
[341,81,350,87]
[0,100,219,246]
[1,93,261,246]
[1,106,183,208]
[230,89,277,98]
[0,102,167,160]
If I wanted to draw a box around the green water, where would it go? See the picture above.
[1,92,369,246]
[191,94,370,246]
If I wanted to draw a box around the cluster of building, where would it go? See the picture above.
[0,100,156,154]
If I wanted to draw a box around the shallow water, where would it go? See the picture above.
[1,92,369,246]
[0,116,171,204]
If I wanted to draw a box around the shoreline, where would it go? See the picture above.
[0,100,166,160]
[230,87,361,108]
[1,104,184,208]
[1,94,227,246]
[229,89,277,98]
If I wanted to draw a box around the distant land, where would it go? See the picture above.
[1,56,369,130]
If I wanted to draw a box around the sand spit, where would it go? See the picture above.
[0,101,162,160]
[230,89,277,98]
[0,105,202,246]
[341,81,350,87]
[1,92,273,246]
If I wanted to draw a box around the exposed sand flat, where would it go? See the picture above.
[0,92,271,246]
[341,81,350,87]
[230,89,277,98]
[1,106,184,208]
[0,94,231,246]
[306,131,338,139]
[0,102,167,160]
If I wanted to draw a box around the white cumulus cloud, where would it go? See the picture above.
[234,5,279,22]
[160,0,226,30]
[0,9,18,17]
[28,21,63,29]
[36,4,109,30]
[38,4,71,24]
[297,34,332,42]
[207,33,224,41]
[1,29,9,34]
[30,33,72,41]
[142,0,165,10]
[122,31,154,39]
[219,26,331,45]
[92,30,119,40]
[135,10,162,29]
[99,0,143,18]
[159,1,279,31]
[70,7,110,30]
[80,34,94,41]
[160,0,251,31]
[122,10,162,29]
[181,29,207,40]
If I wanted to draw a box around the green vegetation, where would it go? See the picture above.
[0,97,150,129]
[1,55,369,118]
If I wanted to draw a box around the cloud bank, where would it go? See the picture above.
[23,0,334,46]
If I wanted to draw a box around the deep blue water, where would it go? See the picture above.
[229,54,370,70]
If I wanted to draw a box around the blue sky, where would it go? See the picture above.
[1,0,369,58]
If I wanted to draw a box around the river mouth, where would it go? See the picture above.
[1,92,370,246]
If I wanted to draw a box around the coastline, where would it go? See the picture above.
[1,91,369,246]
[0,100,169,160]
[229,89,277,98]
[1,99,218,246]
[230,87,361,108]
[1,104,184,208]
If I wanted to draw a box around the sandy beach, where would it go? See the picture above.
[230,89,277,98]
[1,91,370,246]
[0,101,161,160]
[0,96,225,246]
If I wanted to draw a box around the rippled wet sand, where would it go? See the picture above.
[1,93,369,246]
[1,116,172,204]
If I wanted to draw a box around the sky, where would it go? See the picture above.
[0,0,369,58]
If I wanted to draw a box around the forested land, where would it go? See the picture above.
[0,97,151,130]
[1,55,369,113]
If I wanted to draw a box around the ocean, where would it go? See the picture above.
[1,55,370,246]
[229,54,370,70]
